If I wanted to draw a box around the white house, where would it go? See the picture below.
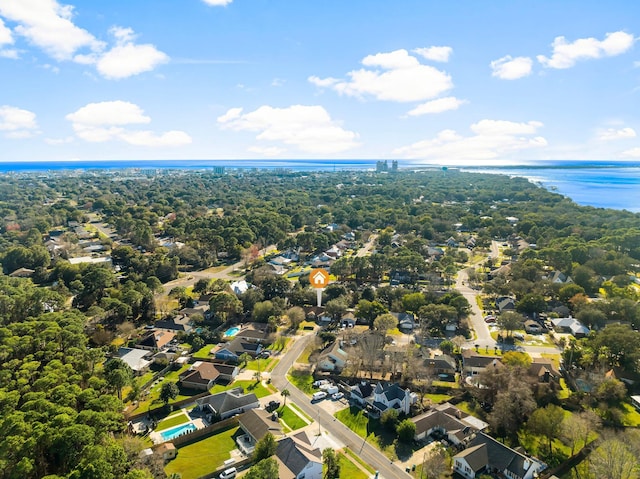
[275,431,323,479]
[316,341,348,372]
[370,382,413,415]
[453,432,545,479]
[631,395,640,411]
[550,317,590,337]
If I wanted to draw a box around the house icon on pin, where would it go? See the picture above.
[310,268,329,288]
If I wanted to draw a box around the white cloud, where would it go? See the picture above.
[66,100,191,147]
[394,119,546,163]
[271,78,285,87]
[621,147,640,158]
[407,96,467,116]
[0,105,38,138]
[413,46,452,62]
[218,104,360,154]
[596,127,636,141]
[45,136,73,145]
[0,48,18,58]
[202,0,233,5]
[537,31,635,69]
[0,2,167,78]
[309,49,453,102]
[0,16,12,45]
[491,55,533,80]
[0,0,103,60]
[248,145,286,156]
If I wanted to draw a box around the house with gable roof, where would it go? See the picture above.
[195,387,259,421]
[411,403,487,444]
[275,431,323,479]
[370,382,413,415]
[462,350,504,377]
[213,337,263,362]
[236,408,283,455]
[453,432,545,479]
[550,317,589,338]
[137,330,175,351]
[179,361,239,390]
[316,340,348,372]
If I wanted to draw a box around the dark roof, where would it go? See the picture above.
[374,382,408,401]
[426,354,457,371]
[219,337,261,356]
[179,362,220,385]
[276,436,322,476]
[455,443,488,472]
[238,408,282,441]
[466,432,543,477]
[462,351,504,369]
[412,409,474,437]
[529,358,560,378]
[196,387,259,416]
[351,381,374,399]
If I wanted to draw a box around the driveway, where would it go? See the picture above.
[456,268,495,348]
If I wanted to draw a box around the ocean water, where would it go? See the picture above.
[0,159,638,213]
[463,163,640,212]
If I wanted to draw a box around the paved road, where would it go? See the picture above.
[271,334,412,479]
[355,234,378,257]
[456,268,495,347]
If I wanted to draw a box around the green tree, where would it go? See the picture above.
[239,352,252,368]
[380,409,399,431]
[244,457,279,479]
[527,404,565,454]
[402,292,426,314]
[160,382,179,406]
[281,389,290,408]
[254,432,277,461]
[373,313,397,334]
[497,311,523,338]
[396,419,416,443]
[355,299,388,327]
[322,448,340,479]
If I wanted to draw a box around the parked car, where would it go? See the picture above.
[326,386,339,395]
[219,467,237,479]
[484,315,496,323]
[313,379,329,388]
[331,392,344,400]
[266,400,280,412]
[312,391,327,401]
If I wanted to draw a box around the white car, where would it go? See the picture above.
[331,392,344,400]
[219,467,237,479]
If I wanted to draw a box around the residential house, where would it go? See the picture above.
[214,338,263,362]
[549,271,573,284]
[340,312,356,328]
[179,304,210,320]
[425,354,457,377]
[411,403,487,444]
[9,267,35,278]
[234,323,271,343]
[462,350,504,377]
[316,341,348,372]
[631,395,640,411]
[137,331,175,352]
[349,381,374,406]
[528,358,560,384]
[550,317,590,338]
[393,312,417,332]
[155,314,194,333]
[370,382,413,416]
[195,387,259,421]
[496,296,516,313]
[179,361,239,391]
[269,255,292,267]
[453,432,545,479]
[236,408,283,455]
[117,347,152,374]
[230,280,250,295]
[275,431,323,479]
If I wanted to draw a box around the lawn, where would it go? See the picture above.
[131,363,193,414]
[164,426,239,479]
[432,380,460,389]
[192,343,216,359]
[621,402,640,426]
[278,404,309,430]
[208,379,274,398]
[337,451,370,479]
[342,447,375,474]
[287,368,314,395]
[245,356,276,372]
[425,393,454,404]
[157,411,190,430]
[297,342,317,364]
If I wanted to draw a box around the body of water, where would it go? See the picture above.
[0,159,638,212]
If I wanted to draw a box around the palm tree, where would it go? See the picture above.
[238,352,251,369]
[281,388,290,408]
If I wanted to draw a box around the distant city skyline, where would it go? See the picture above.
[1,0,640,165]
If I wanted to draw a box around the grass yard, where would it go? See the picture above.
[209,379,274,398]
[288,403,313,422]
[278,404,309,430]
[432,380,460,389]
[342,447,375,474]
[558,378,571,400]
[245,356,276,372]
[164,426,239,479]
[425,393,454,404]
[287,368,314,395]
[131,363,193,414]
[157,411,190,431]
[621,402,640,426]
[337,452,369,479]
[299,320,317,332]
[192,343,216,359]
[297,342,317,364]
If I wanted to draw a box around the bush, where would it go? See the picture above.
[380,409,399,431]
[396,419,416,443]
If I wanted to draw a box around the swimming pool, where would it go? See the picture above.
[223,326,240,337]
[159,423,197,441]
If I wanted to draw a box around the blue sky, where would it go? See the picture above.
[1,0,640,165]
